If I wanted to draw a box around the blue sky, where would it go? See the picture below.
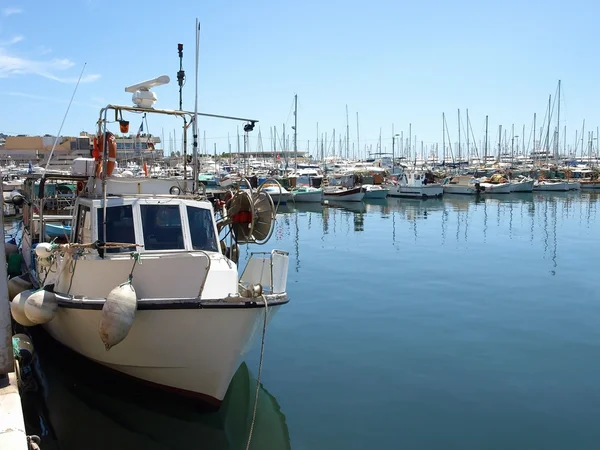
[1,0,598,158]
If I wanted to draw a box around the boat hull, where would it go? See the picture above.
[363,188,389,199]
[443,184,478,195]
[533,181,570,191]
[388,184,443,198]
[509,180,534,192]
[581,181,600,190]
[292,191,323,203]
[479,182,512,194]
[42,302,283,405]
[323,187,365,202]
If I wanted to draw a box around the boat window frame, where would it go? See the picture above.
[73,203,91,244]
[184,204,220,252]
[138,202,188,252]
[90,198,219,255]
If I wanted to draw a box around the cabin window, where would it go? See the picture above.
[75,205,91,244]
[140,205,184,250]
[186,206,218,252]
[97,205,136,253]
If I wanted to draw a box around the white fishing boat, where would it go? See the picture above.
[386,171,443,198]
[509,178,534,192]
[533,180,570,191]
[10,72,290,408]
[442,175,479,195]
[362,184,389,199]
[260,182,292,204]
[322,186,364,202]
[291,186,323,203]
[477,174,512,194]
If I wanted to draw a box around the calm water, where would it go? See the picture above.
[21,191,600,449]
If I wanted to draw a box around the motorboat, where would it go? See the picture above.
[386,170,443,198]
[10,73,290,408]
[291,186,323,203]
[362,184,389,199]
[322,186,364,202]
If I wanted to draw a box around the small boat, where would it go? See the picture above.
[442,175,479,195]
[323,186,364,202]
[580,180,600,190]
[509,178,534,192]
[566,181,581,190]
[260,183,292,204]
[291,186,323,203]
[533,180,570,191]
[478,174,511,194]
[362,184,389,199]
[44,222,71,239]
[386,171,443,198]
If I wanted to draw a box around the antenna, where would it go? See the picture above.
[177,44,185,111]
[125,75,170,108]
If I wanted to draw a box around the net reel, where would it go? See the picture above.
[217,182,277,245]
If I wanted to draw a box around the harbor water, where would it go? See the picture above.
[17,191,600,449]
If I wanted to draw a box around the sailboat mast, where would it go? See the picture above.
[356,112,360,160]
[484,115,488,164]
[457,109,461,163]
[346,105,350,160]
[293,94,298,170]
[556,80,561,160]
[532,113,537,152]
[466,109,470,162]
[442,113,446,164]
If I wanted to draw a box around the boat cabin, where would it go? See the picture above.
[71,197,220,255]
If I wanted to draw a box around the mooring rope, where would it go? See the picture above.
[245,295,268,450]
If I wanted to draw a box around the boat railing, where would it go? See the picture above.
[239,250,289,295]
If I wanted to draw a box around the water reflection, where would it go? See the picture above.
[271,192,598,277]
[24,328,290,450]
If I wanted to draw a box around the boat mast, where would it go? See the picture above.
[457,109,461,164]
[466,109,470,163]
[484,115,488,165]
[442,113,446,165]
[346,105,350,160]
[293,94,298,171]
[356,112,360,160]
[545,95,551,166]
[556,80,561,160]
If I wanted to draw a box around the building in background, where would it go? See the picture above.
[0,133,162,170]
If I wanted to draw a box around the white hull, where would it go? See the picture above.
[43,304,281,404]
[292,191,323,203]
[581,181,600,190]
[533,181,570,191]
[567,181,581,190]
[387,184,443,198]
[509,180,534,192]
[479,182,512,194]
[442,184,477,195]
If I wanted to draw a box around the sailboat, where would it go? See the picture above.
[10,43,290,407]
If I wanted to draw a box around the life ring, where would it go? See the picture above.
[94,132,117,177]
[76,181,85,194]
